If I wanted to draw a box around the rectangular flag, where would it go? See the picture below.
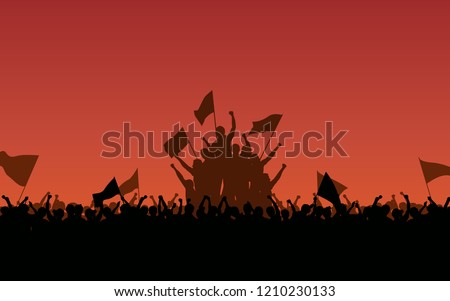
[249,114,282,134]
[317,171,347,195]
[419,158,450,183]
[0,151,38,186]
[317,172,342,208]
[194,91,215,125]
[93,177,121,207]
[119,169,139,196]
[164,128,189,158]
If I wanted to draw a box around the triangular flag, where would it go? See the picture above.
[249,114,282,134]
[317,171,347,195]
[317,172,341,208]
[119,169,139,196]
[194,91,215,125]
[0,151,39,186]
[419,158,450,183]
[163,128,189,158]
[93,177,121,207]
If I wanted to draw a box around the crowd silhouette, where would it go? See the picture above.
[1,190,449,280]
[170,111,286,210]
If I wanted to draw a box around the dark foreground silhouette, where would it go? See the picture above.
[0,192,449,281]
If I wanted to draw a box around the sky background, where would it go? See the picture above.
[0,0,449,206]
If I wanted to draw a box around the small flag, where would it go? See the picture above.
[164,128,189,158]
[93,177,121,207]
[119,169,139,196]
[249,114,282,134]
[317,172,342,208]
[419,158,450,183]
[0,151,38,186]
[317,171,347,195]
[194,91,215,125]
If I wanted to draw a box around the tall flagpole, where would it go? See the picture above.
[260,131,275,160]
[187,138,197,158]
[137,168,141,200]
[419,157,432,197]
[17,185,27,204]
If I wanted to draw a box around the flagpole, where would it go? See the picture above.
[419,157,432,198]
[137,169,141,200]
[259,131,275,160]
[17,185,27,204]
[187,139,197,158]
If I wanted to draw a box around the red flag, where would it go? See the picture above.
[419,158,450,183]
[194,91,215,125]
[317,171,347,195]
[249,114,282,134]
[0,151,38,186]
[119,169,139,196]
[164,128,189,158]
[93,177,121,207]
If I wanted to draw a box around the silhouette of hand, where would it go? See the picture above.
[282,164,287,168]
[343,194,347,198]
[424,201,428,206]
[170,164,175,168]
[287,199,292,204]
[229,111,234,116]
[175,193,179,197]
[400,191,405,196]
[23,196,29,202]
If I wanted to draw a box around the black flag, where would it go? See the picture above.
[93,177,121,207]
[317,172,342,208]
[249,114,282,134]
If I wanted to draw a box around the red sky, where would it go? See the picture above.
[0,0,449,206]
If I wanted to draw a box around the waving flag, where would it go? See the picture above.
[317,171,347,195]
[249,114,282,134]
[194,91,215,125]
[93,177,121,207]
[419,159,450,183]
[0,151,38,186]
[119,169,139,196]
[164,128,189,158]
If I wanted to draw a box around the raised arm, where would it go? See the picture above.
[149,195,158,207]
[170,193,179,206]
[343,194,352,207]
[112,201,121,214]
[1,195,13,209]
[445,197,450,209]
[427,196,437,206]
[158,195,168,215]
[45,194,54,221]
[400,192,411,221]
[137,195,148,209]
[269,164,287,189]
[346,202,356,215]
[218,196,229,214]
[29,201,38,215]
[419,201,428,214]
[372,195,383,207]
[287,199,297,214]
[175,156,194,175]
[171,164,188,187]
[129,193,138,206]
[177,198,183,216]
[40,192,50,207]
[229,111,236,133]
[261,143,282,166]
[267,195,281,217]
[19,196,29,206]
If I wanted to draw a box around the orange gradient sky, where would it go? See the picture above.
[0,0,449,206]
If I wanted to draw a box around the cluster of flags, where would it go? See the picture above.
[92,169,139,207]
[164,91,284,159]
[0,91,449,207]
